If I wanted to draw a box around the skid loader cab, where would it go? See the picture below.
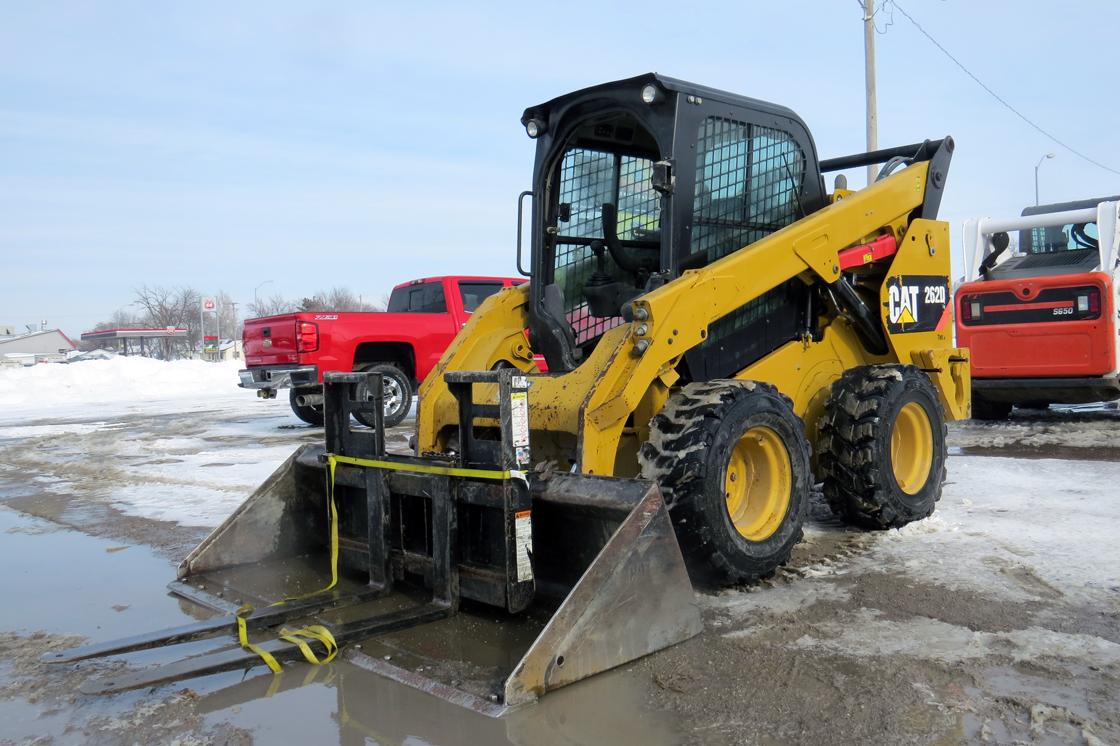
[521,73,829,374]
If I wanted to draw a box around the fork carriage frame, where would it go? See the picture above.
[54,369,701,708]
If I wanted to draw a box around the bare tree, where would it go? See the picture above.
[247,293,297,319]
[90,307,142,332]
[81,308,145,350]
[215,290,241,341]
[297,287,383,313]
[132,285,201,358]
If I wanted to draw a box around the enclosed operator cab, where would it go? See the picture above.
[520,73,830,377]
[957,196,1120,418]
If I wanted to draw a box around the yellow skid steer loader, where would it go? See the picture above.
[51,74,969,710]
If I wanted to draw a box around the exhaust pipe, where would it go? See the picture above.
[295,393,324,407]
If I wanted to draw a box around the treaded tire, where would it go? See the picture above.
[354,364,413,428]
[289,387,324,426]
[817,364,947,529]
[638,380,810,585]
[971,396,1012,421]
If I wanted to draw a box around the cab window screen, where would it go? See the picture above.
[553,147,658,343]
[387,282,447,313]
[1025,222,1098,254]
[459,282,503,313]
[692,117,805,263]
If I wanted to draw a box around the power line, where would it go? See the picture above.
[854,1,895,35]
[889,0,1120,177]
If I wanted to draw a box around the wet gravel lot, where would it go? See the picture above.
[0,400,1117,745]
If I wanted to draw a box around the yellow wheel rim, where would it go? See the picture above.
[890,401,934,495]
[724,426,791,541]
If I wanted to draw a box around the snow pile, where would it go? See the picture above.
[873,455,1120,606]
[710,453,1120,635]
[787,608,1120,666]
[950,409,1120,451]
[0,357,248,423]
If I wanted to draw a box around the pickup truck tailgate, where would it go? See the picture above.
[243,316,299,366]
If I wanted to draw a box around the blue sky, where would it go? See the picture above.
[2,1,1118,336]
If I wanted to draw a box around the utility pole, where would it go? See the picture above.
[863,1,879,184]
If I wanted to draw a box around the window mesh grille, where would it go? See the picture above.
[692,117,806,347]
[617,156,660,240]
[692,118,805,263]
[553,148,658,344]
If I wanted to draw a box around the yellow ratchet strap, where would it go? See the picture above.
[327,453,514,481]
[236,605,282,674]
[279,625,339,665]
[233,460,342,673]
[236,454,510,674]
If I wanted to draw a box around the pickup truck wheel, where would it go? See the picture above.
[288,387,324,426]
[354,364,413,428]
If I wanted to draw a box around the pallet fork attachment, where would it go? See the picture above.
[49,370,701,707]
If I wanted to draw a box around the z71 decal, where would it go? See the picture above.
[884,275,951,334]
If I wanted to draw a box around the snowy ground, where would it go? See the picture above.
[0,357,252,421]
[0,358,302,542]
[0,357,1117,744]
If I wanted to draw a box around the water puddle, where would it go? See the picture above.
[0,505,679,745]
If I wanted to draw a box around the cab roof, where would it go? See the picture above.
[521,72,803,127]
[1022,195,1120,217]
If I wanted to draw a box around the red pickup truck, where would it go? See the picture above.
[239,275,524,426]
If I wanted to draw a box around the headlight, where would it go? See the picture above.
[525,118,545,138]
[640,84,662,104]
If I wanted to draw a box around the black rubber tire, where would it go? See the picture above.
[971,395,1012,421]
[817,364,947,530]
[353,364,413,428]
[289,387,324,427]
[638,380,811,585]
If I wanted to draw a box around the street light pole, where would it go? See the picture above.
[1034,152,1055,206]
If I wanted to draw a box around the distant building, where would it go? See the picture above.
[203,339,243,362]
[0,328,77,365]
[80,327,191,359]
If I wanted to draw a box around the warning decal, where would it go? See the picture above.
[884,275,950,334]
[510,390,530,468]
[514,510,533,582]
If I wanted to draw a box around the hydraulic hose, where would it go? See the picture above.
[829,277,889,356]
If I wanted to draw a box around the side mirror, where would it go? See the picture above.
[651,160,674,194]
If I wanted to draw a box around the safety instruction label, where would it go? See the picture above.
[514,509,533,582]
[885,275,950,334]
[510,389,530,467]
